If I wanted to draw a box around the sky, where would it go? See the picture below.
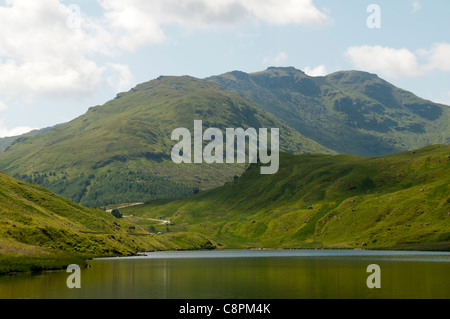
[0,0,449,137]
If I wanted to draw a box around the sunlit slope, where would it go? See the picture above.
[209,67,450,156]
[0,170,216,274]
[0,76,332,207]
[129,145,450,250]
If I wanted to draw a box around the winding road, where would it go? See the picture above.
[106,203,171,225]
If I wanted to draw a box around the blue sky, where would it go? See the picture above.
[0,0,449,137]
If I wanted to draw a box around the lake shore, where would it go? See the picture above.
[3,239,449,276]
[2,249,449,299]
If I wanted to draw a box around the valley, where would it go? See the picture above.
[1,67,448,208]
[0,67,449,274]
[120,145,450,251]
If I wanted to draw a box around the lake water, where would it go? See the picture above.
[1,250,449,299]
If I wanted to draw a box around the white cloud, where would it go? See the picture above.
[0,101,7,112]
[304,65,327,77]
[243,0,330,26]
[346,43,450,79]
[0,57,105,99]
[0,0,331,102]
[263,52,288,65]
[99,1,166,52]
[100,0,330,27]
[418,42,450,72]
[0,0,107,98]
[107,63,136,93]
[98,0,331,51]
[346,45,423,78]
[412,1,421,13]
[0,119,36,138]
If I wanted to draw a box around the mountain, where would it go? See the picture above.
[0,126,56,152]
[208,67,450,156]
[0,169,217,274]
[125,145,450,251]
[0,76,331,207]
[2,67,448,208]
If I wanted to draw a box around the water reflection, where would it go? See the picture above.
[0,250,449,299]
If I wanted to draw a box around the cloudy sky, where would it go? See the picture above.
[0,0,449,137]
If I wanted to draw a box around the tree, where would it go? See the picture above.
[111,209,123,219]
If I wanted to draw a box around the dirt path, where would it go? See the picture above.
[146,218,171,225]
[105,202,144,213]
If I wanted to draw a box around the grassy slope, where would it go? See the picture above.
[208,67,450,156]
[122,145,450,251]
[0,171,216,274]
[0,126,56,152]
[0,76,332,207]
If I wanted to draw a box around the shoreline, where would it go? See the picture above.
[2,242,450,277]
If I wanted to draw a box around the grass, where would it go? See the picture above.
[208,67,450,157]
[0,171,217,275]
[0,68,449,271]
[0,75,332,207]
[121,144,450,251]
[1,144,448,274]
[0,254,88,275]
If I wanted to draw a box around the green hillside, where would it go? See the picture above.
[0,170,217,274]
[208,67,450,156]
[0,76,331,207]
[122,145,450,251]
[0,126,55,152]
[2,67,447,208]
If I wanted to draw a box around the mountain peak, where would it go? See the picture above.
[113,75,222,101]
[326,70,381,83]
[260,66,307,77]
[207,67,449,156]
[266,66,304,72]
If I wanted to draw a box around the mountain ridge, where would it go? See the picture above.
[207,67,450,156]
[123,144,450,251]
[0,169,216,274]
[0,67,448,207]
[0,75,331,207]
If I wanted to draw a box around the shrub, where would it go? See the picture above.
[111,209,123,219]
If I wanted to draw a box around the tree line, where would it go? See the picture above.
[14,170,198,208]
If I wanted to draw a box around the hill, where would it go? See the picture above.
[122,145,450,251]
[2,67,448,208]
[0,76,331,207]
[0,126,56,152]
[208,67,450,156]
[0,170,216,274]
